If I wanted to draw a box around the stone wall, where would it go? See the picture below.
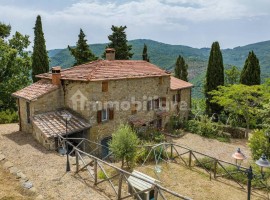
[18,98,32,133]
[168,88,191,120]
[18,86,64,136]
[63,76,191,144]
[32,123,55,150]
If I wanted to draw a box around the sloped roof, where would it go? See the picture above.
[127,170,160,191]
[32,109,91,138]
[36,60,170,81]
[170,76,193,90]
[12,79,59,101]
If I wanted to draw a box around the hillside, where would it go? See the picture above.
[49,39,270,98]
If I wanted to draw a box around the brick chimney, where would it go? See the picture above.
[51,66,61,85]
[105,48,115,60]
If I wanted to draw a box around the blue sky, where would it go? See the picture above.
[1,0,270,50]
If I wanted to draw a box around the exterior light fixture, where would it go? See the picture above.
[232,148,246,168]
[232,149,270,200]
[255,154,270,176]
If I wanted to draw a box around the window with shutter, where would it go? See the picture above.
[102,81,108,92]
[177,93,181,102]
[109,108,114,120]
[97,110,102,123]
[161,97,166,107]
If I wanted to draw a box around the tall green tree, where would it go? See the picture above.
[31,15,49,82]
[205,41,224,116]
[240,51,260,85]
[68,29,97,66]
[142,43,150,62]
[225,65,240,85]
[0,23,31,111]
[174,55,188,81]
[109,124,139,168]
[210,84,265,134]
[105,25,133,60]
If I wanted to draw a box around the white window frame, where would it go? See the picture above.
[101,109,108,122]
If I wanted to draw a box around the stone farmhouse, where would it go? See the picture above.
[12,49,193,152]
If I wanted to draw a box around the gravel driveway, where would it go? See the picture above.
[172,132,252,166]
[0,123,109,200]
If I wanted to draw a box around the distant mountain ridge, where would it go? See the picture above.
[49,39,270,98]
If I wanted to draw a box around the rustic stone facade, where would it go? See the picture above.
[13,56,193,150]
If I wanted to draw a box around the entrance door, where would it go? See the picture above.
[101,136,112,159]
[157,118,162,129]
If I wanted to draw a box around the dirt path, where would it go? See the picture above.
[0,123,109,200]
[172,132,252,166]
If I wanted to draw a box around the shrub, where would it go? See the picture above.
[97,170,107,179]
[136,127,165,143]
[109,124,139,169]
[248,129,270,160]
[0,109,18,124]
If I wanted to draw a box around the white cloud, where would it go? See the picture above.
[0,0,269,49]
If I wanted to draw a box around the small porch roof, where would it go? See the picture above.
[32,109,91,138]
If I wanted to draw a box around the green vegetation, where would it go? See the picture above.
[205,41,224,116]
[0,22,31,112]
[174,55,188,81]
[210,84,265,133]
[48,39,270,98]
[0,109,18,124]
[195,157,270,188]
[105,25,133,60]
[68,29,97,66]
[142,43,150,62]
[224,65,240,85]
[248,129,270,160]
[109,124,139,168]
[31,15,49,82]
[240,51,260,85]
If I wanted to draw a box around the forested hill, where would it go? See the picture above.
[49,39,270,98]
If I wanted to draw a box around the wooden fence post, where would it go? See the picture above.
[117,173,123,200]
[189,150,192,168]
[75,150,79,173]
[154,186,158,200]
[170,144,173,159]
[94,159,98,185]
[213,159,218,179]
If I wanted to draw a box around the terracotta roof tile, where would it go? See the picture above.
[170,76,193,90]
[32,109,91,138]
[12,79,59,101]
[36,60,170,81]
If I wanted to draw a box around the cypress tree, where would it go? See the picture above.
[240,51,260,85]
[105,25,133,60]
[31,15,49,82]
[142,43,150,62]
[174,55,188,81]
[68,29,97,66]
[205,41,224,116]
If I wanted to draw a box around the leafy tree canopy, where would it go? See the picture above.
[224,65,240,85]
[31,15,49,82]
[0,23,31,111]
[210,84,267,133]
[109,124,139,168]
[105,25,133,60]
[68,28,97,66]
